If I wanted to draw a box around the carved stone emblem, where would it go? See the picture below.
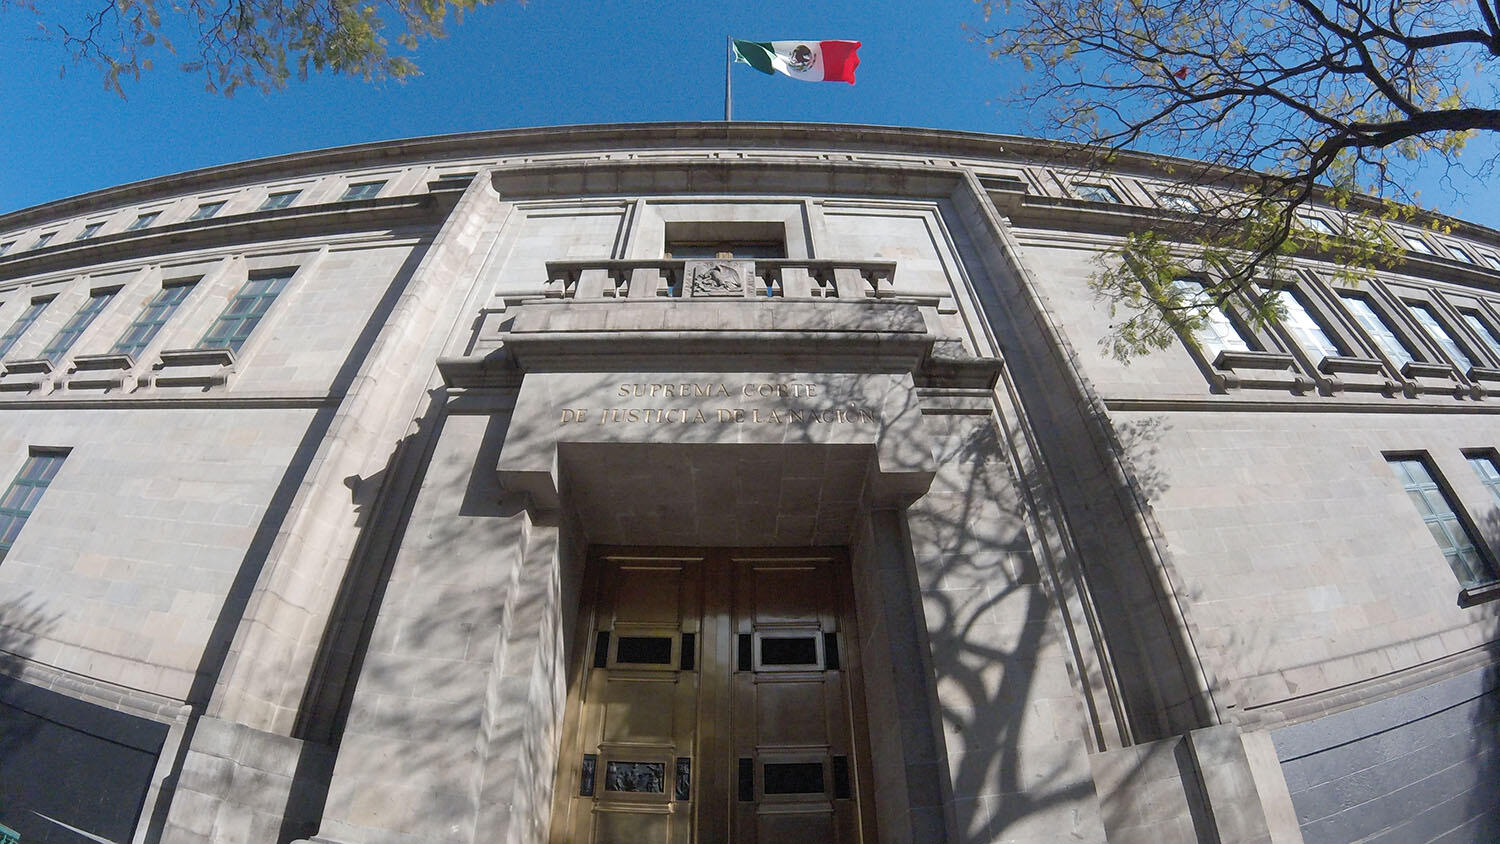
[686,260,749,297]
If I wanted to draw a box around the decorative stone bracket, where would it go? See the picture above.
[151,348,235,388]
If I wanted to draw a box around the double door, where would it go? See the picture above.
[550,548,874,843]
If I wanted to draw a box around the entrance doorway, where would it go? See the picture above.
[549,548,876,843]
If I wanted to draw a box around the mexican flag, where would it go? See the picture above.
[732,40,861,84]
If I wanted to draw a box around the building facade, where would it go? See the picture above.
[0,123,1495,844]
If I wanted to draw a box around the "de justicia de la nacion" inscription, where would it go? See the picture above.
[558,381,881,426]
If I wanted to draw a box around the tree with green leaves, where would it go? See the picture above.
[975,0,1500,359]
[4,0,498,96]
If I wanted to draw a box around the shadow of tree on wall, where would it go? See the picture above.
[910,414,1191,840]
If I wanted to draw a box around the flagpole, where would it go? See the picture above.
[725,36,733,121]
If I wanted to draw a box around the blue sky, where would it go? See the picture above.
[1,0,1495,229]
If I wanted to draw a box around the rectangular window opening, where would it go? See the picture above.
[1271,288,1341,360]
[125,212,159,232]
[1073,182,1122,203]
[74,222,104,241]
[0,299,53,359]
[188,201,225,221]
[1340,293,1415,366]
[0,450,67,561]
[1388,455,1497,587]
[111,280,198,360]
[1405,301,1472,370]
[340,181,386,201]
[1172,278,1253,358]
[198,269,293,353]
[259,190,300,211]
[41,290,116,363]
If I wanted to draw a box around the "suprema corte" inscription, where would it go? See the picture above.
[558,381,880,426]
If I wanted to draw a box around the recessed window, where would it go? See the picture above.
[340,181,386,201]
[198,269,294,353]
[1467,453,1500,508]
[1172,278,1253,358]
[615,636,673,665]
[111,281,197,360]
[125,212,160,232]
[1339,293,1414,366]
[74,222,104,241]
[1483,253,1500,271]
[0,299,53,359]
[259,190,300,211]
[1271,289,1341,359]
[40,290,116,363]
[0,450,67,561]
[1160,193,1202,213]
[0,242,12,256]
[1388,455,1496,586]
[1401,233,1435,255]
[1445,242,1478,264]
[1404,302,1472,370]
[1460,310,1500,362]
[32,232,55,249]
[1073,182,1122,203]
[1297,215,1336,235]
[188,201,225,221]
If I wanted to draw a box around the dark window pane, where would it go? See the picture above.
[761,636,818,666]
[615,636,673,665]
[763,762,824,795]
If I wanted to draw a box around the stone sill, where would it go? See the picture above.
[152,347,234,388]
[1319,356,1386,376]
[1458,580,1500,606]
[1212,350,1294,372]
[70,352,134,371]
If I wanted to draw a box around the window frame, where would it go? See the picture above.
[188,201,226,221]
[1171,277,1257,359]
[0,298,54,359]
[125,211,161,232]
[1296,214,1337,236]
[1336,290,1420,368]
[197,269,295,354]
[259,190,301,211]
[73,222,105,241]
[1266,285,1344,361]
[1386,453,1499,590]
[1070,181,1123,204]
[1402,298,1475,371]
[39,289,118,364]
[111,279,199,361]
[0,449,68,562]
[1158,193,1203,213]
[1400,232,1436,255]
[339,180,387,202]
[32,232,55,249]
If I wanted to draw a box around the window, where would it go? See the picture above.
[0,299,52,359]
[1172,278,1252,357]
[111,281,197,359]
[0,451,67,561]
[126,212,160,231]
[1160,193,1202,213]
[1072,182,1122,203]
[259,190,300,211]
[1340,293,1414,366]
[1460,310,1500,362]
[0,242,12,256]
[1272,289,1341,359]
[40,290,116,363]
[1401,233,1435,255]
[1445,242,1478,264]
[1388,456,1495,586]
[33,232,55,249]
[663,241,787,259]
[340,181,386,201]
[1405,302,1472,370]
[1483,253,1500,272]
[1467,453,1500,508]
[1298,215,1336,235]
[74,222,104,241]
[198,269,293,352]
[188,201,225,221]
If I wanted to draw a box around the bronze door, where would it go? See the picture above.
[550,549,873,844]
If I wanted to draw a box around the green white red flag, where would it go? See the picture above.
[732,40,861,84]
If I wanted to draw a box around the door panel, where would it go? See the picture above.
[551,549,873,844]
